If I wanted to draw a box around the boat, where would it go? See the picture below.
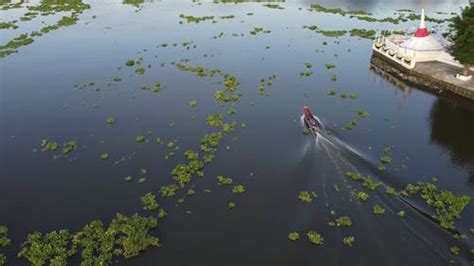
[303,106,323,134]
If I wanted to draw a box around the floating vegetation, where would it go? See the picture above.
[399,182,471,230]
[141,193,159,211]
[189,100,197,108]
[307,231,324,245]
[263,3,284,10]
[135,67,145,75]
[160,184,179,197]
[41,139,60,151]
[380,156,392,164]
[325,64,336,70]
[106,117,114,125]
[356,110,369,118]
[349,29,376,40]
[303,25,347,37]
[288,232,300,241]
[298,191,313,203]
[101,153,109,160]
[0,226,10,265]
[328,216,352,227]
[228,202,236,209]
[372,205,386,215]
[397,211,406,217]
[357,191,369,201]
[62,141,78,156]
[136,135,146,143]
[125,60,135,66]
[327,89,337,96]
[308,4,371,16]
[179,14,215,24]
[250,27,271,35]
[450,246,460,255]
[342,236,355,247]
[232,185,245,194]
[217,175,233,185]
[343,120,357,131]
[124,176,133,182]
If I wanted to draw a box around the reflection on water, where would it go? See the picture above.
[430,99,474,184]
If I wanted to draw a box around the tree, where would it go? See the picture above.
[451,2,474,76]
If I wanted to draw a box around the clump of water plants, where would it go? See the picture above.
[189,100,197,108]
[0,226,11,265]
[328,216,352,227]
[343,236,355,247]
[343,120,357,131]
[41,139,60,151]
[101,153,109,160]
[307,231,324,245]
[141,193,159,211]
[397,211,406,217]
[179,14,215,24]
[106,117,114,125]
[288,232,299,241]
[18,229,76,265]
[380,156,392,164]
[298,191,313,203]
[62,141,78,156]
[357,191,369,201]
[263,3,284,9]
[356,110,369,118]
[228,202,236,209]
[160,184,179,197]
[450,246,460,255]
[327,89,337,96]
[217,176,233,185]
[136,135,145,143]
[232,185,245,194]
[372,205,386,215]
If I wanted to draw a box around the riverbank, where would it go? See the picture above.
[370,51,474,101]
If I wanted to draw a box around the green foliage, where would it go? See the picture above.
[327,89,337,96]
[141,193,159,211]
[0,226,10,266]
[451,2,474,68]
[328,216,352,227]
[62,141,78,155]
[380,156,392,164]
[232,185,245,194]
[397,211,406,217]
[125,60,135,66]
[343,120,357,131]
[106,117,114,125]
[217,176,233,185]
[72,220,115,266]
[100,153,109,160]
[288,232,299,241]
[357,191,369,201]
[306,231,324,245]
[372,204,385,215]
[18,230,76,266]
[41,139,59,151]
[228,202,236,209]
[136,135,145,143]
[450,246,460,255]
[342,236,355,247]
[160,184,179,197]
[298,191,313,203]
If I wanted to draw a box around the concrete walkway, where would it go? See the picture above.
[415,62,474,93]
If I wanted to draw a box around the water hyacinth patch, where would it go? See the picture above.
[228,202,236,209]
[160,184,179,197]
[298,191,313,203]
[141,193,159,211]
[372,205,386,215]
[232,185,245,194]
[288,232,300,241]
[41,139,59,151]
[217,176,233,185]
[62,141,78,155]
[342,236,355,247]
[328,216,352,227]
[380,156,392,164]
[357,191,369,201]
[106,117,114,125]
[0,226,10,266]
[101,153,109,160]
[397,211,406,217]
[307,231,324,245]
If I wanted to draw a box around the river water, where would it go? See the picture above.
[1,0,473,265]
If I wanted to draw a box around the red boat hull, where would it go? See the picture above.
[303,106,322,133]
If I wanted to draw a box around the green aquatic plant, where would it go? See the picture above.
[342,236,355,247]
[325,64,336,70]
[349,29,376,39]
[232,185,245,194]
[356,110,369,118]
[207,114,224,127]
[397,211,406,217]
[450,246,460,255]
[72,220,115,266]
[124,176,133,182]
[135,67,145,75]
[298,191,313,203]
[329,216,352,227]
[141,193,159,211]
[179,14,215,24]
[263,3,284,9]
[217,176,233,185]
[18,229,75,266]
[125,60,135,66]
[308,4,371,16]
[343,120,357,131]
[306,231,324,245]
[362,177,382,190]
[106,117,114,125]
[386,186,398,196]
[108,213,159,259]
[0,226,10,266]
[327,89,337,96]
[228,202,236,209]
[372,205,386,215]
[136,135,145,143]
[380,156,392,164]
[288,232,299,241]
[357,191,369,201]
[160,184,179,197]
[101,153,109,160]
[41,139,59,151]
[189,100,197,108]
[62,141,78,155]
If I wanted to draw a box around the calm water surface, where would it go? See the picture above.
[1,0,473,265]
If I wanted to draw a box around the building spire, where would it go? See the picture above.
[420,8,426,29]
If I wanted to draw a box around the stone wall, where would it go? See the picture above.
[371,52,474,101]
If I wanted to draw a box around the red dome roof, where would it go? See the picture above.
[414,27,429,37]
